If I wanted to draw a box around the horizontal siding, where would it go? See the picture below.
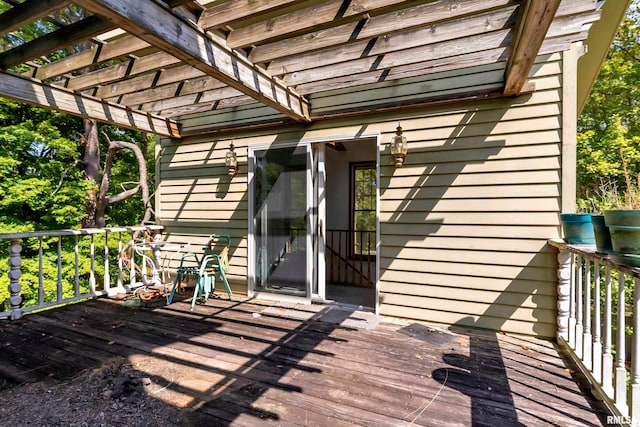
[157,53,565,337]
[376,54,563,337]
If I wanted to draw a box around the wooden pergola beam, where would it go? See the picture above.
[0,0,69,39]
[74,0,311,122]
[25,35,151,81]
[0,70,181,137]
[0,15,114,69]
[503,0,561,96]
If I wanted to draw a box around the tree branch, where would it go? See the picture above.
[51,159,81,197]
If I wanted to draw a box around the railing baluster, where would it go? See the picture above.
[593,261,602,382]
[74,235,80,297]
[583,258,593,370]
[338,231,343,283]
[38,237,43,305]
[615,271,629,416]
[89,234,96,294]
[104,231,110,292]
[56,236,63,302]
[569,253,576,348]
[117,232,123,288]
[576,255,584,358]
[130,237,136,287]
[603,265,614,397]
[632,277,640,420]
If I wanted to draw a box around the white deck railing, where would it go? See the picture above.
[550,239,640,424]
[0,225,164,320]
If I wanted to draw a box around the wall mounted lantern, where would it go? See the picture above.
[225,141,238,177]
[390,123,408,167]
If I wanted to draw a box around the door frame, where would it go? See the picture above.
[247,133,381,313]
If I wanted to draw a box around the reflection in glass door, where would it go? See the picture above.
[252,145,310,298]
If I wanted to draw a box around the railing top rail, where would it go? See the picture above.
[548,238,640,279]
[0,224,164,240]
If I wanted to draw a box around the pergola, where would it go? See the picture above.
[0,0,608,139]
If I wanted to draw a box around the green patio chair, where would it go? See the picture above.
[168,234,233,310]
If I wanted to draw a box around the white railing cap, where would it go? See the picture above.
[0,224,164,240]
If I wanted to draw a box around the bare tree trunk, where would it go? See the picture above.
[95,137,152,228]
[82,118,99,228]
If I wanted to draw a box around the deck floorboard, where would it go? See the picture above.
[0,296,608,426]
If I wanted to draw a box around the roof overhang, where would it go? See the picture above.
[577,0,631,114]
[0,0,620,139]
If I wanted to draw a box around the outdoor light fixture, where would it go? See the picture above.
[390,123,408,167]
[225,141,238,177]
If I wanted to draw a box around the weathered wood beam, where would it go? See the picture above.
[295,48,510,95]
[267,6,516,76]
[75,0,311,122]
[111,73,221,106]
[0,15,114,69]
[66,51,180,90]
[159,94,255,118]
[226,0,421,49]
[199,0,301,30]
[503,0,561,96]
[0,70,181,137]
[0,0,69,38]
[249,0,515,63]
[81,3,516,108]
[25,35,151,81]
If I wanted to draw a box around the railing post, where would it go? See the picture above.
[615,271,629,416]
[631,277,640,420]
[575,255,584,358]
[583,258,593,370]
[557,249,572,342]
[603,266,614,397]
[8,238,22,320]
[593,262,602,382]
[569,253,576,347]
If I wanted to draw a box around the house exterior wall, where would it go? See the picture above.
[157,52,569,337]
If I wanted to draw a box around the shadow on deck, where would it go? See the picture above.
[0,295,609,426]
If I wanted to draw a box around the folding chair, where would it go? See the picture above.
[168,233,233,310]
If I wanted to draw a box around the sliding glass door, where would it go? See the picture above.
[250,144,312,299]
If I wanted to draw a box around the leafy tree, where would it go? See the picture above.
[578,2,640,209]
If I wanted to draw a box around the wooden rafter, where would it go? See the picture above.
[74,0,311,122]
[96,7,515,110]
[225,0,418,49]
[198,0,301,30]
[249,0,515,63]
[67,51,179,90]
[0,70,180,137]
[0,0,69,39]
[25,35,151,81]
[503,0,562,96]
[0,15,113,69]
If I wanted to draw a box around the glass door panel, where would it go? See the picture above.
[253,145,309,297]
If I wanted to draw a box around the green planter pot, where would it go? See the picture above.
[604,210,640,266]
[560,213,595,245]
[591,214,612,254]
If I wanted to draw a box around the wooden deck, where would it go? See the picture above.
[0,295,608,426]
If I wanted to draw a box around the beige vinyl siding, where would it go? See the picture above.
[158,53,566,337]
[376,55,563,337]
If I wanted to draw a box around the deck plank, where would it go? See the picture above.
[0,296,608,426]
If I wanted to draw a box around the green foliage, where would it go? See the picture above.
[578,3,640,210]
[0,103,86,233]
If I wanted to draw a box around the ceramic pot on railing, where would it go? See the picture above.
[591,214,612,254]
[560,213,595,245]
[604,209,640,267]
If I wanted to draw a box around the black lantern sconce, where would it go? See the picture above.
[390,123,408,167]
[225,141,238,177]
